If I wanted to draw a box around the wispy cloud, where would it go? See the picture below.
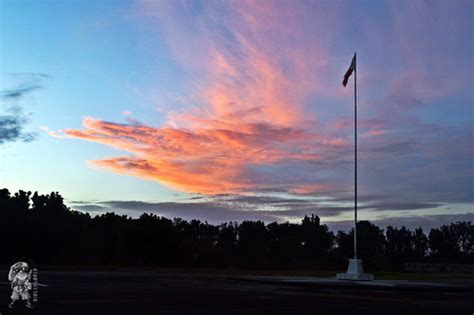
[1,85,42,100]
[1,72,50,100]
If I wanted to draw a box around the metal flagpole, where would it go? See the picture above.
[354,52,357,260]
[337,52,372,280]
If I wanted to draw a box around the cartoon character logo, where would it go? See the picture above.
[8,261,33,309]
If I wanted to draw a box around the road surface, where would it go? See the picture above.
[0,270,472,314]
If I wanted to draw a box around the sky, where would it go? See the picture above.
[1,0,473,230]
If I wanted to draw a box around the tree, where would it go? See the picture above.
[0,188,471,269]
[238,220,268,268]
[215,222,238,267]
[429,221,474,262]
[336,221,386,270]
[267,221,302,268]
[300,215,334,267]
[385,226,423,270]
[413,227,428,259]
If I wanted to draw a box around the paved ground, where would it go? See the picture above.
[232,275,474,289]
[0,270,472,315]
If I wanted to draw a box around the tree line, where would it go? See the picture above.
[1,188,472,271]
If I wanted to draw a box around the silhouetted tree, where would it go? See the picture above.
[336,221,386,270]
[238,220,267,268]
[385,226,420,270]
[267,221,302,268]
[429,221,474,262]
[300,215,334,268]
[215,222,238,267]
[413,227,429,259]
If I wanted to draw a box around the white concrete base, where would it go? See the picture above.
[337,259,374,281]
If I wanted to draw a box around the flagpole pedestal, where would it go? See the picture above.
[337,259,374,281]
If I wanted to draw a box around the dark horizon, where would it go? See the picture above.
[1,188,472,270]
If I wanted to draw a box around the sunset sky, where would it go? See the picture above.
[1,0,472,230]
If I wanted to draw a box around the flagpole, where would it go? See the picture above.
[354,52,357,260]
[337,52,373,281]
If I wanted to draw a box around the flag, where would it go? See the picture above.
[342,54,356,87]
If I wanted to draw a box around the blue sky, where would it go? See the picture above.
[1,0,473,230]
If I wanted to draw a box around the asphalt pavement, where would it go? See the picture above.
[0,270,472,315]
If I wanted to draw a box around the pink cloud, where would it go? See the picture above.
[60,116,340,194]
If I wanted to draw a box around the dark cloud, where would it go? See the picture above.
[0,107,36,144]
[6,72,51,79]
[257,207,353,218]
[69,188,455,223]
[70,196,350,223]
[325,213,474,232]
[187,196,204,200]
[1,85,42,100]
[218,195,312,205]
[365,201,440,211]
[73,200,282,223]
[70,198,473,232]
[371,140,418,155]
[1,72,49,100]
[294,193,442,212]
[0,72,49,144]
[73,204,107,212]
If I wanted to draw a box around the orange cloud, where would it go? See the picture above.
[61,116,342,194]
